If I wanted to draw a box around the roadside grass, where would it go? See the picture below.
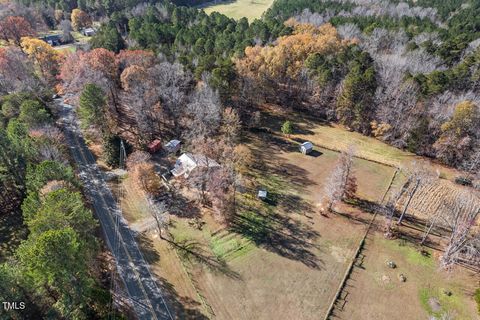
[119,175,151,223]
[203,0,274,21]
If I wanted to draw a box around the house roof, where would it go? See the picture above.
[171,153,220,177]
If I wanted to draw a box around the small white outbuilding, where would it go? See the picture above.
[299,141,313,155]
[257,189,268,200]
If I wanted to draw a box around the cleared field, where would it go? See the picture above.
[203,0,274,21]
[337,233,478,320]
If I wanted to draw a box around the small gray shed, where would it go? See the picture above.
[164,139,181,154]
[299,141,313,155]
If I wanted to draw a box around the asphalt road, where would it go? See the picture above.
[57,100,174,320]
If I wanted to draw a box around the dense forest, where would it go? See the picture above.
[1,0,480,317]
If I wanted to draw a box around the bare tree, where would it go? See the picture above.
[147,197,170,239]
[185,82,222,139]
[440,198,479,269]
[220,107,242,144]
[322,146,356,212]
[58,19,73,43]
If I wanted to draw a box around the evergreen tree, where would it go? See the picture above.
[90,22,126,53]
[78,83,107,130]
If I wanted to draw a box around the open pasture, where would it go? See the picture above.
[203,0,274,21]
[336,233,478,320]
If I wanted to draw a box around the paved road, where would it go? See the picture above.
[57,100,174,320]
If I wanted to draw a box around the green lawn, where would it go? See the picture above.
[203,0,274,21]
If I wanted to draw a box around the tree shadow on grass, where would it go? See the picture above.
[166,237,241,280]
[162,191,201,219]
[153,274,210,320]
[229,208,323,269]
[271,162,317,194]
[278,193,315,215]
[136,232,161,264]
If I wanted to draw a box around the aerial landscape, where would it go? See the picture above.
[0,0,480,319]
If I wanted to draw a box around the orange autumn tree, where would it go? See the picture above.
[21,37,62,85]
[0,16,35,45]
[236,21,350,83]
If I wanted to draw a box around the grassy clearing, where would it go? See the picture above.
[419,286,470,319]
[379,238,435,268]
[203,0,274,21]
[297,123,413,167]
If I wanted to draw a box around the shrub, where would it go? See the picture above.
[281,120,293,136]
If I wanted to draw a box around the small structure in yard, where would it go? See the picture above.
[257,189,268,200]
[82,27,96,37]
[164,139,181,154]
[171,153,220,178]
[40,34,62,46]
[299,141,313,155]
[147,139,162,154]
[386,260,396,268]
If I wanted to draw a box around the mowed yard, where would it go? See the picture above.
[203,0,274,21]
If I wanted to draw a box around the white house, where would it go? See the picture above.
[171,153,220,178]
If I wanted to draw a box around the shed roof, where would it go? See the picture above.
[301,141,313,149]
[258,190,268,198]
[165,139,180,148]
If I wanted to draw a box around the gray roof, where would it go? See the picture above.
[301,141,313,149]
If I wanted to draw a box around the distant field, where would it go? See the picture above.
[203,0,274,21]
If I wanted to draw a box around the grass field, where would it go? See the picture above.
[338,233,478,320]
[160,126,397,319]
[203,0,274,21]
